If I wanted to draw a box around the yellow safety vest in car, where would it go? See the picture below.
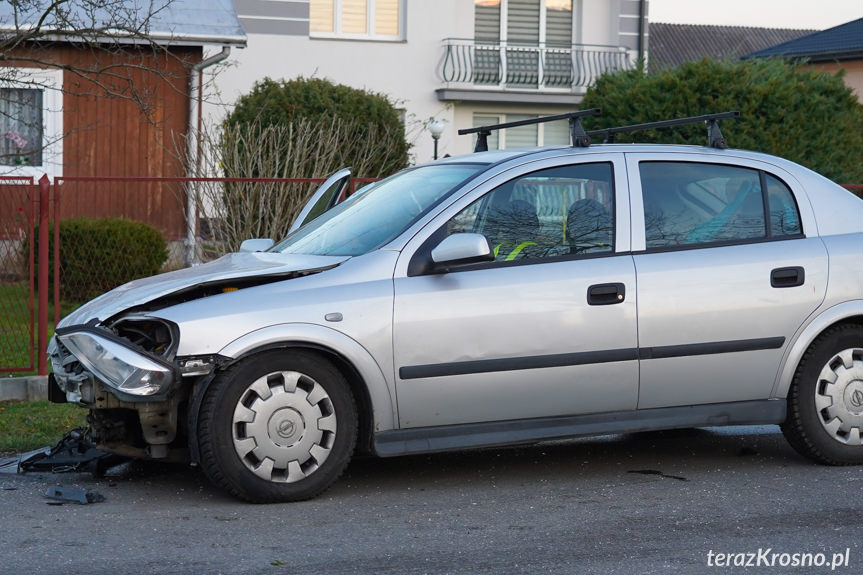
[493,241,537,262]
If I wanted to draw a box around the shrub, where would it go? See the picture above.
[224,77,410,179]
[580,58,863,184]
[229,77,402,126]
[203,119,403,253]
[198,77,411,253]
[224,77,410,178]
[31,218,168,302]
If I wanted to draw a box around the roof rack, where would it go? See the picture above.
[587,111,740,149]
[458,110,740,152]
[458,108,601,153]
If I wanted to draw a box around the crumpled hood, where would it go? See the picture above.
[59,252,350,327]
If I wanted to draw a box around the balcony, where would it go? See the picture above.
[437,38,633,105]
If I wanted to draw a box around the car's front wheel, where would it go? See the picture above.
[197,350,357,502]
[782,324,863,465]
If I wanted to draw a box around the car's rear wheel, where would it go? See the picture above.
[782,324,863,465]
[197,350,357,502]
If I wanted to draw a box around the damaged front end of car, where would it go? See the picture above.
[44,250,350,464]
[48,315,222,462]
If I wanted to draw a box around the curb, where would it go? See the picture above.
[0,376,48,402]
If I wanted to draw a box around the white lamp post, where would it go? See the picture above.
[429,120,445,160]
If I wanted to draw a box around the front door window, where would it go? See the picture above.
[447,162,614,261]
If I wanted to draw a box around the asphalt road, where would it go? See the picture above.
[1,426,862,575]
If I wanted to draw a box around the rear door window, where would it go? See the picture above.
[639,162,802,250]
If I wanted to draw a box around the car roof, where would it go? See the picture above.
[432,143,804,171]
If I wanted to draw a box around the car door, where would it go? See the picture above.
[392,155,639,429]
[627,153,829,409]
[288,168,352,233]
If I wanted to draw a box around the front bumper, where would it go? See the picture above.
[48,323,190,459]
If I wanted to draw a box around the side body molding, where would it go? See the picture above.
[218,323,397,432]
[773,300,863,399]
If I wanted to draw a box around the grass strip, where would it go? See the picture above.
[0,400,88,454]
[0,281,81,375]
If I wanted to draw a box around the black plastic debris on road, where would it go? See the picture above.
[44,486,105,505]
[0,428,127,476]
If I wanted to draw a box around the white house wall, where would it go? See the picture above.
[206,0,647,167]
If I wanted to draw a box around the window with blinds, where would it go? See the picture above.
[342,0,368,34]
[310,0,403,39]
[546,0,573,46]
[474,1,501,42]
[473,115,501,150]
[310,0,335,33]
[543,119,570,146]
[505,114,539,148]
[474,0,572,45]
[375,0,399,35]
[473,0,572,87]
[474,1,502,84]
[507,0,540,45]
[472,113,570,149]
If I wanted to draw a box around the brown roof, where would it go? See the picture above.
[649,23,815,73]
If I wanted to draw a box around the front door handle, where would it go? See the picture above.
[588,283,626,305]
[771,266,805,288]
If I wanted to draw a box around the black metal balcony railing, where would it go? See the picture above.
[439,38,633,91]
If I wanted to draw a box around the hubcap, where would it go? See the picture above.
[815,348,863,445]
[232,370,337,483]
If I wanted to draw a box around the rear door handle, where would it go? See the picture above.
[771,266,805,288]
[588,283,626,305]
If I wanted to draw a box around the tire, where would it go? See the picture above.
[197,350,357,503]
[782,324,863,465]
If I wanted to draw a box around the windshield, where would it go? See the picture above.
[272,163,487,256]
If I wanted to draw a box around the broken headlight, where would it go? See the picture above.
[56,329,176,397]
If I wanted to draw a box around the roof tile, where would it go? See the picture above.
[650,23,814,72]
[744,17,863,61]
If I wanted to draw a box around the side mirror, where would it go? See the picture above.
[239,238,275,253]
[431,233,494,268]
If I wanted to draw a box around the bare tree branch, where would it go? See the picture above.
[0,1,233,174]
[0,1,198,110]
[177,117,408,257]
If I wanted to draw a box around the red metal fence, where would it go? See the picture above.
[0,176,36,373]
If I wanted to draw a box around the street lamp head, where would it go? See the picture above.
[429,119,445,140]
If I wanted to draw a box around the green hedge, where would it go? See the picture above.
[224,77,410,178]
[581,58,863,184]
[31,218,168,302]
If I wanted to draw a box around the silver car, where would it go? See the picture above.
[48,114,863,502]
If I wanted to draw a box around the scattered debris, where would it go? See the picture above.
[12,428,127,476]
[0,447,51,475]
[628,469,689,482]
[44,486,105,505]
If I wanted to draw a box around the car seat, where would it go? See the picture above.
[485,199,541,261]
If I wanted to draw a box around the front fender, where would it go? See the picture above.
[773,300,863,399]
[218,322,397,433]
